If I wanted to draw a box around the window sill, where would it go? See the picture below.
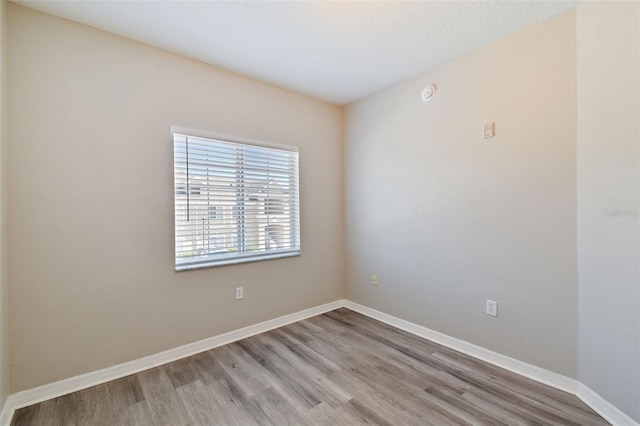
[175,250,301,272]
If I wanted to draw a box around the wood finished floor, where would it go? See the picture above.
[12,308,609,426]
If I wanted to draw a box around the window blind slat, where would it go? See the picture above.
[173,132,300,269]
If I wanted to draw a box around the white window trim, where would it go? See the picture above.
[176,250,301,271]
[171,127,301,271]
[170,126,299,153]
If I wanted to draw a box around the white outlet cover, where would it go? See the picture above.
[486,299,498,317]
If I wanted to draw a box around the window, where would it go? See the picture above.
[208,205,223,221]
[173,131,300,270]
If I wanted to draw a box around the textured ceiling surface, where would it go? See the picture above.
[14,0,579,105]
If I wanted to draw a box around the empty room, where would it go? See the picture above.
[0,0,638,425]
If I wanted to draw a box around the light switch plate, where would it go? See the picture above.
[484,122,495,138]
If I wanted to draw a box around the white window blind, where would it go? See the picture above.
[173,132,300,270]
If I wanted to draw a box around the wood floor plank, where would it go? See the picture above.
[165,357,199,389]
[235,338,323,410]
[68,383,118,425]
[307,401,349,426]
[137,366,194,425]
[459,391,542,426]
[175,380,226,425]
[12,308,611,426]
[113,400,154,426]
[336,398,396,426]
[206,379,263,426]
[106,375,146,409]
[328,370,425,426]
[270,328,342,376]
[432,349,592,416]
[251,386,311,425]
[246,332,351,411]
[214,343,273,397]
[339,354,483,424]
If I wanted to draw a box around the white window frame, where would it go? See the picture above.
[170,126,301,271]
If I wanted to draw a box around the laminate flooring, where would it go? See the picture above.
[12,308,610,425]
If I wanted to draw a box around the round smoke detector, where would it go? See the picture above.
[421,85,436,102]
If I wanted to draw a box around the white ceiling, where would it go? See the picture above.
[14,0,579,106]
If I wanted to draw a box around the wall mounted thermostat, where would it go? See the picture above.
[421,86,436,102]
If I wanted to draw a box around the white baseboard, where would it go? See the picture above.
[577,383,639,426]
[0,299,346,425]
[343,300,639,426]
[343,301,578,393]
[1,299,637,426]
[0,399,12,426]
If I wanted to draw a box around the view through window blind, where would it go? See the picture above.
[173,132,300,270]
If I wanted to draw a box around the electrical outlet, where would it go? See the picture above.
[236,287,244,300]
[486,300,498,317]
[372,274,378,286]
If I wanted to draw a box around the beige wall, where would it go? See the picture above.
[344,11,578,377]
[577,1,640,422]
[0,0,8,409]
[6,3,343,392]
[6,3,640,422]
